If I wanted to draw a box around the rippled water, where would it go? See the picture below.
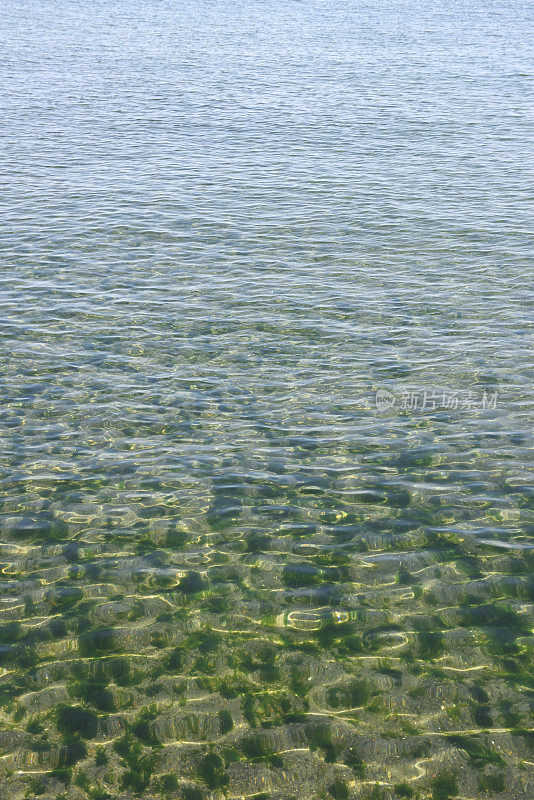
[1,1,533,799]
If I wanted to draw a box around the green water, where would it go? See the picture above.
[0,1,532,798]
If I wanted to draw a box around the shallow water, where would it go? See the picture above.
[0,1,533,798]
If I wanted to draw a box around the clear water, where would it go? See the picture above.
[0,1,532,799]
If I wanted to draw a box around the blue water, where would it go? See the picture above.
[0,2,532,798]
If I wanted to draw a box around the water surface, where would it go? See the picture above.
[0,1,533,798]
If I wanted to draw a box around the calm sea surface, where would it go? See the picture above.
[0,2,533,798]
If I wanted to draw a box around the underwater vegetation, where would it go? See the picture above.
[0,480,532,799]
